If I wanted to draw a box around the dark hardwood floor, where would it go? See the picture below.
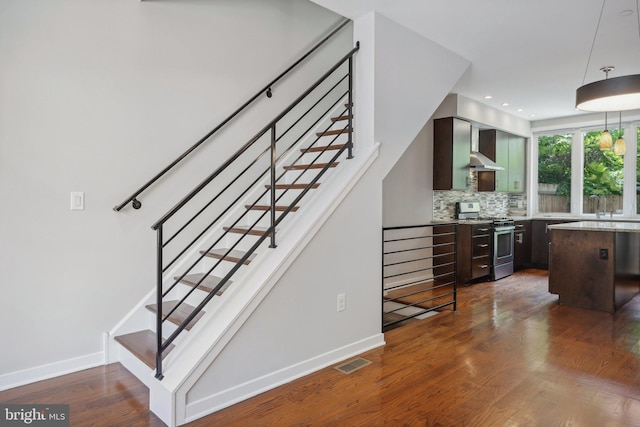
[3,269,640,426]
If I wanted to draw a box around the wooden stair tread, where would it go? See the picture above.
[145,300,204,331]
[224,225,272,236]
[301,144,345,153]
[331,115,352,122]
[284,162,339,170]
[265,183,320,190]
[316,128,351,137]
[175,273,232,295]
[245,204,299,212]
[200,248,256,265]
[114,330,174,370]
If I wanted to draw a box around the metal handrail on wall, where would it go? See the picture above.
[382,223,458,332]
[112,18,350,212]
[145,40,359,379]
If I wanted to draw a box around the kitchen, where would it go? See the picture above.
[425,94,533,286]
[417,91,640,315]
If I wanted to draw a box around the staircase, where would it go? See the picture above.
[105,15,376,423]
[105,29,383,419]
[112,108,354,374]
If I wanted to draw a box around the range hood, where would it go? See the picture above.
[469,126,504,171]
[470,151,504,171]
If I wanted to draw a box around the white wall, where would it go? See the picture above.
[375,15,469,228]
[373,15,469,169]
[186,168,382,404]
[382,121,432,227]
[433,94,531,137]
[0,0,349,386]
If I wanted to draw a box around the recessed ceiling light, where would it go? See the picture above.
[517,108,524,112]
[530,114,536,118]
[484,95,493,99]
[502,102,509,107]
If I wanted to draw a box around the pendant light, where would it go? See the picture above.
[575,0,640,112]
[614,111,626,155]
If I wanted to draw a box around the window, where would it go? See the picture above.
[583,129,623,215]
[535,120,639,217]
[537,133,572,213]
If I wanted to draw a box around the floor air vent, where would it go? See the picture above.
[334,357,371,374]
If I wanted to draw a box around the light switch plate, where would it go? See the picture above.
[71,192,84,210]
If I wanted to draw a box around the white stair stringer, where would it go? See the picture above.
[148,142,379,427]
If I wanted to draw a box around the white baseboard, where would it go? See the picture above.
[0,352,105,392]
[183,333,385,424]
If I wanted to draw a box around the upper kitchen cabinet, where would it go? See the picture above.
[508,135,526,192]
[477,129,526,193]
[433,117,471,190]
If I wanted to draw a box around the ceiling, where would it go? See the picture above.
[312,0,640,122]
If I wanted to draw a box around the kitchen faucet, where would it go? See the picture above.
[590,195,611,219]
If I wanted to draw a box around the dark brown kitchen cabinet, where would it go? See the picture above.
[513,220,531,269]
[433,117,471,191]
[477,129,526,193]
[531,219,569,269]
[457,223,492,284]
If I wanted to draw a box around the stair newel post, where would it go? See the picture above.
[155,225,164,380]
[269,124,277,248]
[347,52,354,160]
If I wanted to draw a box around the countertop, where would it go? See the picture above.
[521,216,640,222]
[547,221,640,232]
[432,217,640,224]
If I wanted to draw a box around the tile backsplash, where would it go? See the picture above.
[433,171,528,220]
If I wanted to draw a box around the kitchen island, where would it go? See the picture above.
[547,221,640,312]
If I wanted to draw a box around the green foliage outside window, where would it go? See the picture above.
[583,130,623,196]
[538,130,624,198]
[538,134,571,196]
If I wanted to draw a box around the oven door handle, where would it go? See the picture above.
[494,226,515,232]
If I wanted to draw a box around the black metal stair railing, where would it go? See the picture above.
[113,18,350,213]
[151,42,360,380]
[382,223,458,332]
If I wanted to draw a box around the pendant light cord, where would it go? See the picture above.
[637,0,640,41]
[582,0,607,85]
[619,111,622,133]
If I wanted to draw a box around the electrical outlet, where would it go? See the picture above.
[599,248,608,260]
[337,293,346,312]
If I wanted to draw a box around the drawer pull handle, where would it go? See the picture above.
[479,264,489,269]
[516,224,524,228]
[478,244,489,248]
[478,228,489,232]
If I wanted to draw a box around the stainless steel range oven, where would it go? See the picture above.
[455,202,515,281]
[492,218,515,280]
